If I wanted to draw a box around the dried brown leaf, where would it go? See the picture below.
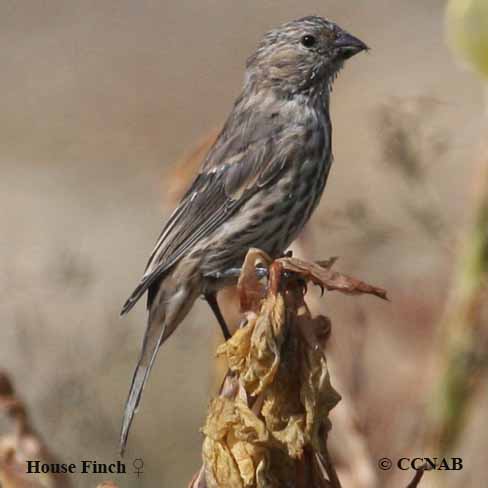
[237,248,272,312]
[279,257,388,300]
[194,250,387,487]
[259,305,340,461]
[218,291,286,396]
[202,398,270,488]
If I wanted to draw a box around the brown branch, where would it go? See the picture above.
[405,463,431,488]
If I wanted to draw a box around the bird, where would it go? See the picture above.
[119,15,368,454]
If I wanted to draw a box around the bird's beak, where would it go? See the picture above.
[334,30,369,59]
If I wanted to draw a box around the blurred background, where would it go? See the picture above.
[0,0,487,487]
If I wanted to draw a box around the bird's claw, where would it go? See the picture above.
[255,266,269,280]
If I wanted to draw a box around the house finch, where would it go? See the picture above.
[120,15,367,454]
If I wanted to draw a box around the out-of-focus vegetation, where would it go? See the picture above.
[425,0,488,480]
[446,0,488,78]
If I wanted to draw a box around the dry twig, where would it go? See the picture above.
[0,371,72,488]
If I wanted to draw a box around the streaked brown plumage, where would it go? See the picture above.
[120,15,367,454]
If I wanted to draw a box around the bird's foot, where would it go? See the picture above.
[204,266,268,282]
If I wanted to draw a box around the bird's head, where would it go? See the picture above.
[246,16,368,96]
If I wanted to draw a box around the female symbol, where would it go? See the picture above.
[132,458,144,478]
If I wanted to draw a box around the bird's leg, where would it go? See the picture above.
[203,266,269,340]
[204,292,231,341]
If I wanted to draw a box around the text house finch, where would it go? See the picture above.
[120,15,368,454]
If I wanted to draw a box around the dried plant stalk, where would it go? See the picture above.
[426,6,488,460]
[0,371,73,488]
[189,249,387,488]
[427,153,488,453]
[290,238,378,488]
[0,371,119,488]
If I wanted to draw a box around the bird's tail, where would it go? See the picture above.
[119,267,201,456]
[119,315,167,456]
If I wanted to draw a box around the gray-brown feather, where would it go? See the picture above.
[120,17,343,315]
[120,14,368,455]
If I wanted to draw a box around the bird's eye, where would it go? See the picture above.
[301,35,317,48]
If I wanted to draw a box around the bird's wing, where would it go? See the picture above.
[120,122,296,315]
